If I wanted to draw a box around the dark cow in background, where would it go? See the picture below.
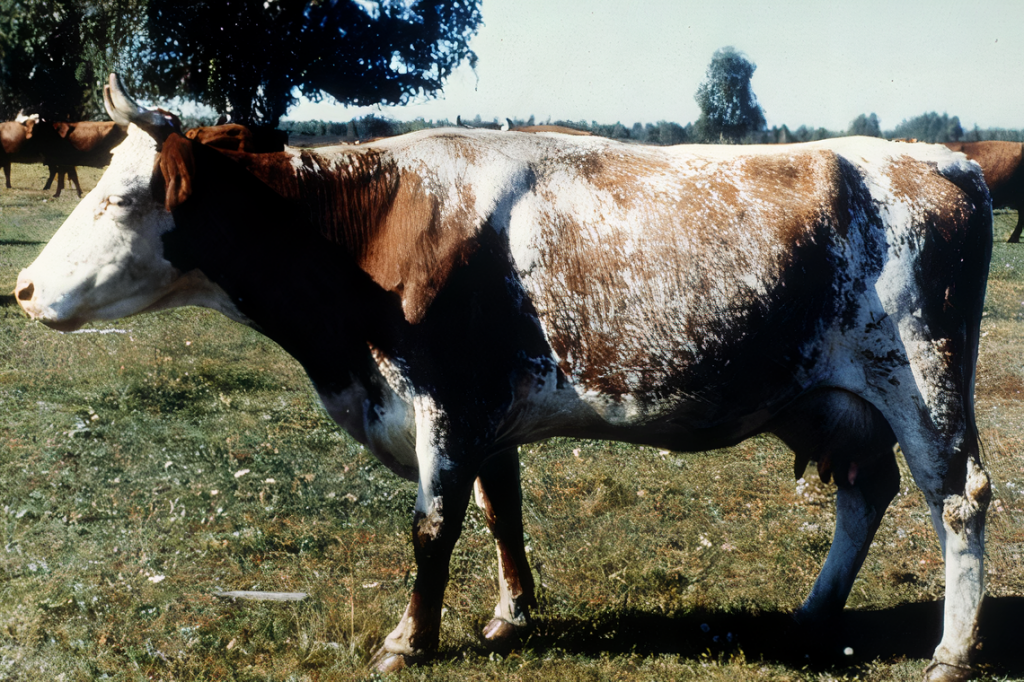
[27,120,127,197]
[945,141,1024,242]
[0,116,42,189]
[186,123,287,153]
[16,76,994,682]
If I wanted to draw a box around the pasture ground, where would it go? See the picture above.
[1,161,1023,681]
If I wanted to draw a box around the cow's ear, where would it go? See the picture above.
[157,133,194,212]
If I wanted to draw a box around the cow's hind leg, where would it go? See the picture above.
[474,447,537,647]
[66,166,81,198]
[1007,213,1022,243]
[903,442,989,682]
[772,390,900,623]
[2,161,10,188]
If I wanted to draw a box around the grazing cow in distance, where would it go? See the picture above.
[513,123,593,136]
[0,115,43,189]
[16,76,993,682]
[944,141,1024,242]
[456,117,592,136]
[27,120,127,197]
[186,123,287,153]
[186,123,254,152]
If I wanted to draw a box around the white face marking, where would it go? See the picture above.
[16,125,244,330]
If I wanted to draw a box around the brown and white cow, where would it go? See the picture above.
[15,75,992,681]
[944,141,1024,242]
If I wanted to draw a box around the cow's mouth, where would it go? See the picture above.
[45,318,89,333]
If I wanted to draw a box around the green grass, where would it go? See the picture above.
[2,163,1024,681]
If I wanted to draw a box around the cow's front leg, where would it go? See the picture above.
[369,398,476,672]
[475,447,537,648]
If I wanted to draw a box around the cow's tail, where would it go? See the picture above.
[940,157,993,470]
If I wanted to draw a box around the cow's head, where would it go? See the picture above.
[15,112,40,138]
[14,74,242,331]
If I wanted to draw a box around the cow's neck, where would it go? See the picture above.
[166,142,405,395]
[227,146,401,264]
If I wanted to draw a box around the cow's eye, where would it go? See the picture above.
[108,195,132,207]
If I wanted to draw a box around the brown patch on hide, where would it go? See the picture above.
[156,133,195,211]
[886,156,975,242]
[216,147,482,324]
[364,170,480,324]
[532,149,847,399]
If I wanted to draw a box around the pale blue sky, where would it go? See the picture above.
[289,0,1024,132]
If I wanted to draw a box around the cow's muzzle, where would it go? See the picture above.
[13,273,84,331]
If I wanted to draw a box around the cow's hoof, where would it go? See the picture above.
[482,617,525,650]
[368,647,422,673]
[923,659,973,682]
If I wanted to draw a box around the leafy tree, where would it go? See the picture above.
[0,0,147,120]
[848,113,881,138]
[145,0,482,127]
[693,46,766,143]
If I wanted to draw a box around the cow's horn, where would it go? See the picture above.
[103,85,132,127]
[106,73,168,131]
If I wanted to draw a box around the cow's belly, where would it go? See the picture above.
[317,378,418,481]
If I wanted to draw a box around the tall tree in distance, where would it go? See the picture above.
[848,113,882,137]
[145,0,483,127]
[693,46,766,143]
[888,112,963,143]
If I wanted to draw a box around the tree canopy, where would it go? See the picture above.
[693,46,766,143]
[0,0,481,125]
[144,0,482,127]
[0,0,148,120]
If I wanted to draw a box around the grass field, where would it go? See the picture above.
[1,160,1023,682]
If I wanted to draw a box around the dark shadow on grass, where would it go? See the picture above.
[0,295,18,308]
[0,240,46,246]
[450,597,1024,676]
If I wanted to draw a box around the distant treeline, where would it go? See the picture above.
[181,111,1023,145]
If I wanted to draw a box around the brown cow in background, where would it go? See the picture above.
[513,124,592,136]
[0,116,43,189]
[186,123,254,151]
[186,124,287,153]
[945,141,1024,242]
[27,120,127,197]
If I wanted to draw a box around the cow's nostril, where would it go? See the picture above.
[16,281,34,301]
